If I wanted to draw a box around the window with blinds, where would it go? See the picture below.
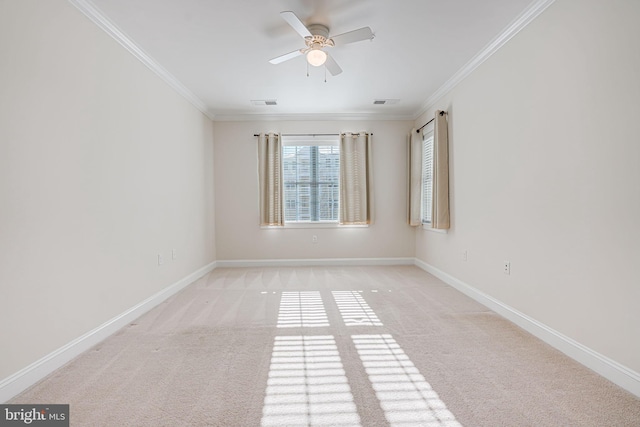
[421,130,434,224]
[282,136,340,223]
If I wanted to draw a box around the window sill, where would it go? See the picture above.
[261,222,369,229]
[421,224,448,234]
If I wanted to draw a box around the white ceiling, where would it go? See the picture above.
[81,0,539,120]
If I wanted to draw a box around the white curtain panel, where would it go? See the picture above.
[340,132,373,225]
[257,133,284,226]
[432,111,450,229]
[407,129,423,226]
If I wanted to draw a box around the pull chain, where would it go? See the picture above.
[324,66,327,83]
[306,61,309,77]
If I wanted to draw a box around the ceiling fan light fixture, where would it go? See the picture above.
[306,48,327,67]
[272,11,371,76]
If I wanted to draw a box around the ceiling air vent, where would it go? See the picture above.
[251,99,278,106]
[373,99,400,105]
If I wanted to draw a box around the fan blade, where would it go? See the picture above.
[330,27,374,46]
[280,11,312,38]
[269,49,303,64]
[325,54,343,76]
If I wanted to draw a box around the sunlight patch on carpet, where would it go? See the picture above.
[332,291,383,326]
[353,334,462,427]
[277,291,330,328]
[261,335,361,427]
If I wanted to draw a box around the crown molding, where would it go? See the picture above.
[414,0,556,120]
[68,0,215,121]
[69,0,555,124]
[211,112,416,122]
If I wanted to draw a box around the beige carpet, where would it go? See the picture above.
[11,266,640,426]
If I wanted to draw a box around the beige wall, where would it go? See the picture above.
[214,120,415,260]
[3,0,637,397]
[415,0,640,372]
[0,1,215,379]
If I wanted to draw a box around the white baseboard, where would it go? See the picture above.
[216,257,415,268]
[414,259,640,398]
[5,258,637,401]
[0,261,217,403]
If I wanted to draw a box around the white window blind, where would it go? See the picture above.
[282,136,340,222]
[421,130,434,224]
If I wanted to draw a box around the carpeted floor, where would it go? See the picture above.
[11,266,640,426]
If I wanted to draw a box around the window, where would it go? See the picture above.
[282,137,340,223]
[421,130,434,224]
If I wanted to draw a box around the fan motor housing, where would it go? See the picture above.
[306,24,330,39]
[304,24,334,48]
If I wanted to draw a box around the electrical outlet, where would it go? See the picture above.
[503,261,511,275]
[462,250,468,261]
[312,235,318,243]
[158,254,164,266]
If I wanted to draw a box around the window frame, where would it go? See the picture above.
[420,128,446,233]
[421,129,434,226]
[281,135,341,226]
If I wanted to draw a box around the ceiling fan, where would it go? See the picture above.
[269,11,374,76]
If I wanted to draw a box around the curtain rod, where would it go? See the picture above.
[416,111,447,133]
[253,132,372,137]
